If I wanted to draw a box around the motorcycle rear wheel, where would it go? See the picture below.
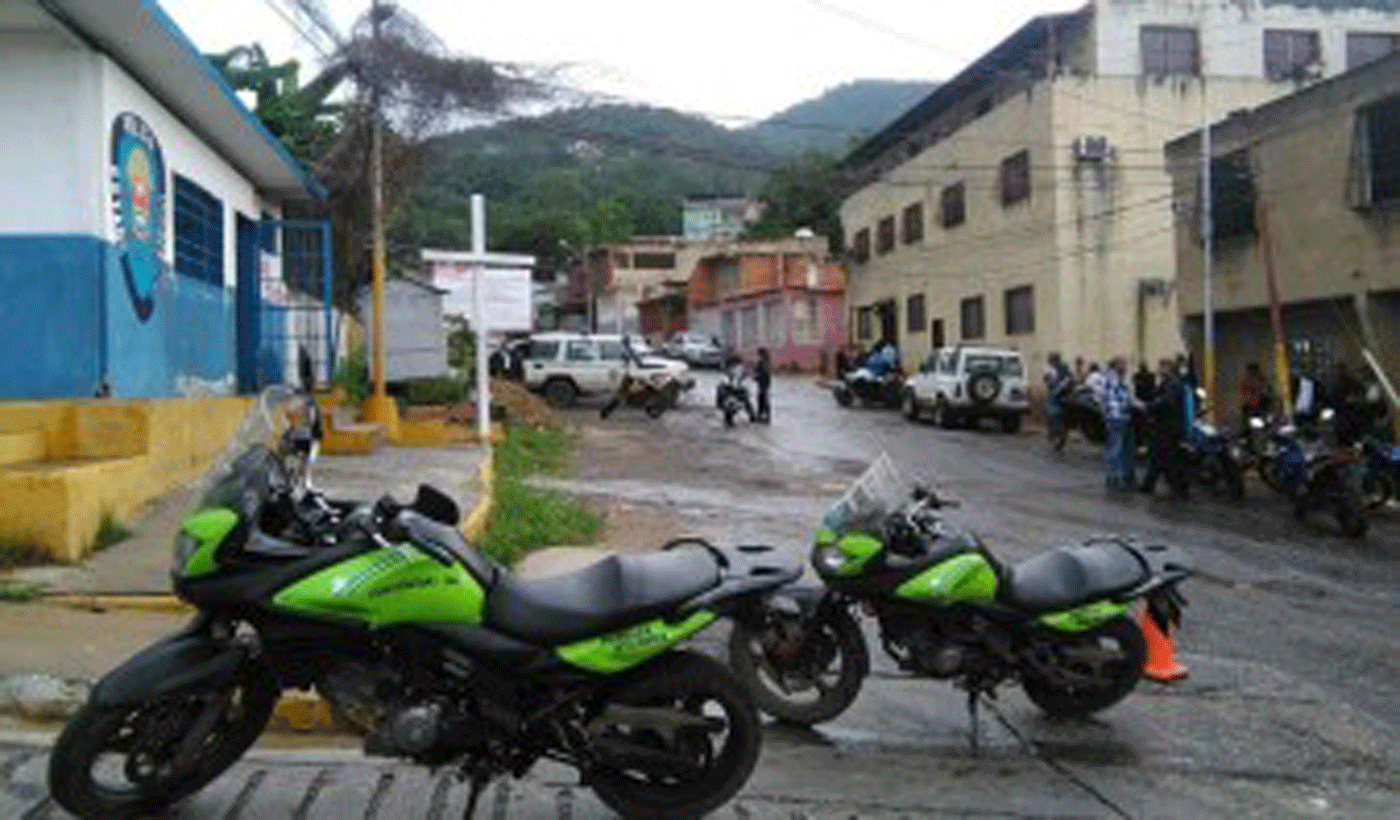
[49,663,277,820]
[590,652,760,820]
[1020,616,1145,719]
[727,607,868,726]
[1362,471,1394,510]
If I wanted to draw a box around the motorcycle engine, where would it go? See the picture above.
[317,662,484,764]
[879,610,973,679]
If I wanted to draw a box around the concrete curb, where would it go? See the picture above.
[27,447,500,737]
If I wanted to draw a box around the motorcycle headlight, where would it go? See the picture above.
[172,530,200,572]
[814,545,847,574]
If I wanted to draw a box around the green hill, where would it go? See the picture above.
[742,79,938,154]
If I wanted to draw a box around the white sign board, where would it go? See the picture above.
[429,262,534,331]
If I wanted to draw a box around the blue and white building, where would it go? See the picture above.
[0,0,328,398]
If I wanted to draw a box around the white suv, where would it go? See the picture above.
[524,332,694,407]
[903,345,1030,433]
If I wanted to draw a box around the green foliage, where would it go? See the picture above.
[401,377,467,406]
[93,512,133,552]
[0,540,45,569]
[333,345,371,407]
[743,79,938,155]
[0,581,46,603]
[746,151,846,252]
[479,425,603,565]
[447,320,475,371]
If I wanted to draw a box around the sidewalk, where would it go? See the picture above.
[0,445,486,691]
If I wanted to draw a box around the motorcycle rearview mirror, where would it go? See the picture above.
[413,484,461,527]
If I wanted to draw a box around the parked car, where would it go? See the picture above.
[902,345,1030,432]
[662,332,725,369]
[523,332,694,407]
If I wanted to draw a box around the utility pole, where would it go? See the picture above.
[362,0,399,437]
[1249,123,1292,416]
[1201,111,1216,424]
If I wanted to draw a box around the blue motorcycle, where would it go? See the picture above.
[1260,412,1369,538]
[1360,436,1400,510]
[1185,418,1245,500]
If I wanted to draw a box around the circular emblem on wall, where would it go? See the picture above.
[110,112,166,322]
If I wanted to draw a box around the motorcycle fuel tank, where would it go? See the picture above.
[894,552,998,604]
[273,543,486,627]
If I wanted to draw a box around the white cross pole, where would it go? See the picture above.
[421,196,535,448]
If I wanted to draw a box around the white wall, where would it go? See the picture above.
[1094,0,1400,79]
[99,54,263,292]
[0,28,102,234]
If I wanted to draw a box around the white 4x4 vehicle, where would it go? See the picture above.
[524,332,694,407]
[903,345,1029,433]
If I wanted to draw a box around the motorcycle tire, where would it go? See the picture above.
[834,387,853,408]
[723,407,736,427]
[1259,460,1288,494]
[1020,615,1145,720]
[645,396,667,419]
[49,663,277,820]
[727,607,868,726]
[1361,471,1394,511]
[590,651,760,820]
[1222,457,1245,500]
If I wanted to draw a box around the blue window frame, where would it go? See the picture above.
[259,210,278,254]
[173,175,224,286]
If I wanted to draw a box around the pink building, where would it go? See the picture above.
[687,238,846,373]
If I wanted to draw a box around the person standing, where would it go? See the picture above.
[1140,358,1189,499]
[1238,362,1270,431]
[1085,362,1106,400]
[754,347,773,423]
[1044,352,1073,451]
[1330,362,1366,445]
[1102,357,1135,491]
[1134,361,1157,405]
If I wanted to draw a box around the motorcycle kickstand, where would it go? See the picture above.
[461,772,491,820]
[966,688,981,757]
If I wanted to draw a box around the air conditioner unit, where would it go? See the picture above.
[1073,135,1111,162]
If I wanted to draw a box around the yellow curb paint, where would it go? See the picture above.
[45,594,192,614]
[462,451,496,542]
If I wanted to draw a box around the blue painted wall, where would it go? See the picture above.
[0,232,237,398]
[0,235,104,398]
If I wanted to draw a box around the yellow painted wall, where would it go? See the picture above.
[0,398,250,563]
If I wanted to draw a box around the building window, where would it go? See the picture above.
[876,215,896,255]
[852,228,871,263]
[740,305,759,346]
[930,318,945,348]
[1264,29,1320,81]
[940,182,966,228]
[632,252,675,269]
[1347,32,1400,69]
[1000,150,1031,206]
[1355,95,1400,206]
[906,294,926,333]
[857,307,872,340]
[763,299,785,344]
[720,310,736,347]
[173,175,224,286]
[901,202,924,244]
[1004,286,1034,335]
[960,296,985,340]
[1141,25,1199,76]
[1209,150,1257,238]
[715,260,740,297]
[792,297,819,343]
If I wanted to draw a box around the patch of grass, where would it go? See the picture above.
[0,540,46,569]
[479,425,603,565]
[401,377,468,407]
[0,580,47,603]
[332,344,370,407]
[93,512,133,551]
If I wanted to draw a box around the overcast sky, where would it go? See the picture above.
[161,0,1084,124]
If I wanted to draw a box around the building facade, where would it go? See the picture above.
[839,0,1400,387]
[558,237,711,335]
[0,0,325,398]
[687,237,845,372]
[1166,50,1400,410]
[682,197,764,240]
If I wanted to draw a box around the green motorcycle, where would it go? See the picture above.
[49,387,799,820]
[730,454,1191,739]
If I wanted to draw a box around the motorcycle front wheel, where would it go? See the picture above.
[590,652,760,820]
[1020,616,1145,719]
[727,606,868,726]
[49,663,277,820]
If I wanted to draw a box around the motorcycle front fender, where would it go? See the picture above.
[91,618,251,707]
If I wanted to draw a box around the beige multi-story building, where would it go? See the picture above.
[1166,50,1400,410]
[839,0,1400,387]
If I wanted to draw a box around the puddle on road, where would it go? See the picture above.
[528,477,829,519]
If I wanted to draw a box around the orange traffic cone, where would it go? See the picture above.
[1140,607,1189,682]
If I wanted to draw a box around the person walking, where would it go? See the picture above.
[754,347,773,423]
[1140,358,1189,499]
[1102,356,1135,491]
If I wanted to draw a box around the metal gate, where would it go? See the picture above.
[247,218,336,390]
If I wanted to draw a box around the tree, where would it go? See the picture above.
[746,151,846,253]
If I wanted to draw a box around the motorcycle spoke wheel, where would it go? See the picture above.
[1020,616,1145,720]
[728,610,868,726]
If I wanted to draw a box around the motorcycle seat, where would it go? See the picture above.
[1003,543,1148,613]
[486,547,722,646]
